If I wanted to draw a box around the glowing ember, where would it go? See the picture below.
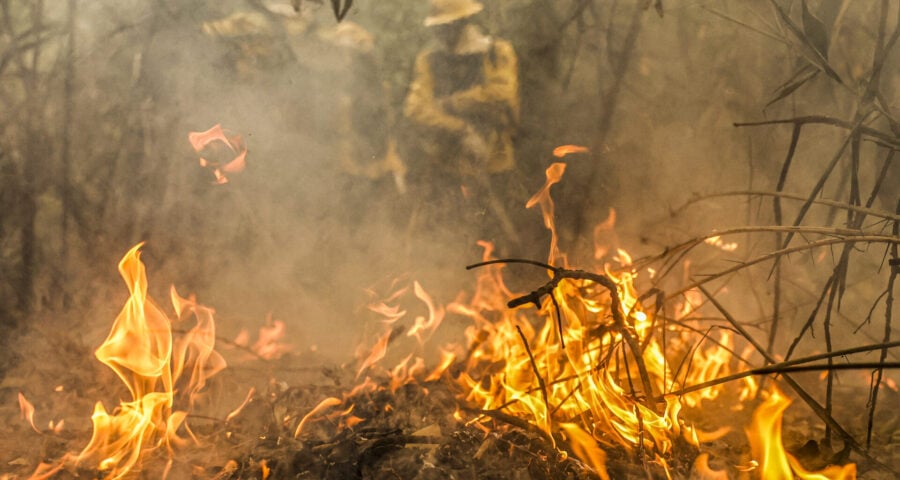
[704,235,738,252]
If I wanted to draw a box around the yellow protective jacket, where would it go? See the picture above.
[404,25,519,175]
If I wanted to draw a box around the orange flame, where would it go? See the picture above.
[593,208,618,260]
[234,314,294,360]
[559,423,610,480]
[406,281,444,344]
[72,243,226,478]
[690,453,729,479]
[293,397,342,438]
[18,392,41,434]
[357,328,393,378]
[526,162,567,265]
[225,387,256,424]
[747,386,856,479]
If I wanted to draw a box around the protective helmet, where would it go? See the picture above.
[424,0,484,27]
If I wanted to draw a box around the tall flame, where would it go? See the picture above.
[270,160,856,478]
[74,243,226,478]
[527,162,567,265]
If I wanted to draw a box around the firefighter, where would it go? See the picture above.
[403,0,521,249]
[201,2,313,81]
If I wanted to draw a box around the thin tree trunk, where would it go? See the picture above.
[18,0,46,314]
[56,0,77,309]
[571,0,645,253]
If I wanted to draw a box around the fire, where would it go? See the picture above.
[245,159,859,478]
[323,164,720,475]
[526,162,567,265]
[704,235,738,252]
[293,397,342,438]
[188,124,247,184]
[62,243,226,478]
[29,153,864,477]
[681,330,736,408]
[552,144,590,157]
[747,386,856,479]
[691,453,729,479]
[17,392,41,434]
[444,163,696,476]
[233,314,293,360]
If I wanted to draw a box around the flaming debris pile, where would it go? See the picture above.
[8,162,889,480]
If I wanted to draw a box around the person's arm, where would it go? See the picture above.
[404,51,469,134]
[444,41,519,126]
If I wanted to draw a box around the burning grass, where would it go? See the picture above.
[3,162,898,479]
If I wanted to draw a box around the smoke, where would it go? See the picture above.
[1,0,897,370]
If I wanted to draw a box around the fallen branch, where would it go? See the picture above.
[516,324,552,429]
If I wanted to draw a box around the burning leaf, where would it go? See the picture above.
[552,144,590,158]
[188,124,247,185]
